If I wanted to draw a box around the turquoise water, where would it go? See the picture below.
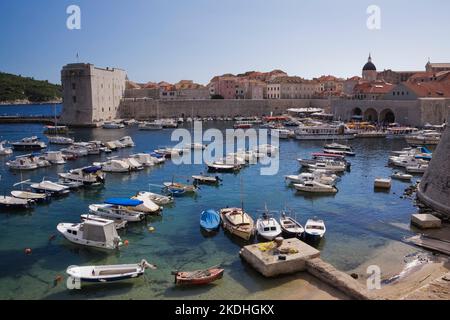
[0,107,419,300]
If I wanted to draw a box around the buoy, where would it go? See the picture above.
[148,226,155,232]
[24,248,32,255]
[124,240,129,246]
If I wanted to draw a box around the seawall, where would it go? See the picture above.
[118,99,331,120]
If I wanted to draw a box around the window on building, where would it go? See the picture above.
[72,83,76,90]
[72,96,76,103]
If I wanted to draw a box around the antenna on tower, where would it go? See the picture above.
[76,52,79,63]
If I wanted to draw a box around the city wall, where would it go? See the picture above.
[118,98,331,119]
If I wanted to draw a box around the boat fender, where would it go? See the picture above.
[24,248,32,255]
[148,226,155,232]
[124,240,129,246]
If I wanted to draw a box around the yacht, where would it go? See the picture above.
[58,166,105,186]
[406,164,428,174]
[293,180,338,194]
[298,159,347,172]
[285,171,337,186]
[94,159,130,173]
[80,214,127,230]
[386,127,419,138]
[61,145,89,157]
[48,136,74,145]
[57,219,123,250]
[295,125,355,140]
[6,155,39,170]
[11,136,47,150]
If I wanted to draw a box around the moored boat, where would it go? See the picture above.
[134,191,173,205]
[293,181,338,194]
[173,267,224,286]
[11,136,47,150]
[279,212,304,237]
[220,207,254,241]
[0,196,31,209]
[192,175,221,185]
[304,218,326,240]
[31,180,70,196]
[374,177,392,189]
[200,209,221,232]
[256,210,282,240]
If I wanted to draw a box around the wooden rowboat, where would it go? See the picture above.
[173,267,224,285]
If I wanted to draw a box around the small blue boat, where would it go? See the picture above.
[200,209,221,232]
[104,198,143,207]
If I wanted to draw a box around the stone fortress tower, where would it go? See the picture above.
[362,54,377,81]
[60,63,126,126]
[417,111,450,217]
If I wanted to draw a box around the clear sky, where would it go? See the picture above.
[1,0,449,85]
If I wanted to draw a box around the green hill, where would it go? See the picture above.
[0,72,62,103]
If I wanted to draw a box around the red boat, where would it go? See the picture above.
[173,267,224,285]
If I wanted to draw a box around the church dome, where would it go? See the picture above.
[363,54,376,71]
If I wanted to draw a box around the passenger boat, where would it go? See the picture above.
[89,199,146,222]
[173,267,224,286]
[304,218,326,240]
[279,212,304,237]
[391,171,413,182]
[293,180,338,194]
[11,190,48,202]
[43,125,69,135]
[0,196,31,209]
[48,136,74,145]
[256,211,282,240]
[30,180,70,196]
[192,175,221,185]
[295,124,355,140]
[323,143,355,156]
[0,141,12,155]
[374,178,392,189]
[134,191,173,205]
[80,214,127,230]
[200,209,221,232]
[355,131,387,138]
[58,166,105,186]
[386,127,419,138]
[102,121,124,129]
[11,136,47,150]
[57,219,123,250]
[44,151,66,165]
[138,121,163,130]
[66,259,156,285]
[220,207,254,241]
[94,159,130,173]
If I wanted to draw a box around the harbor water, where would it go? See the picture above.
[0,104,419,299]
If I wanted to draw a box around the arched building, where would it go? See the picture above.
[362,54,377,82]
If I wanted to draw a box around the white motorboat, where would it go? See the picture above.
[0,196,31,209]
[131,194,161,214]
[45,151,66,165]
[192,175,221,185]
[102,121,124,129]
[299,159,347,173]
[270,128,293,139]
[130,153,155,167]
[285,172,337,186]
[11,190,48,202]
[279,212,304,237]
[94,159,130,173]
[48,136,74,145]
[11,136,47,150]
[391,171,413,181]
[324,143,352,152]
[118,136,135,147]
[390,156,428,168]
[61,145,89,157]
[6,156,39,170]
[154,147,183,158]
[138,121,163,130]
[66,259,156,285]
[89,198,146,222]
[256,211,282,240]
[374,177,392,189]
[207,162,240,172]
[122,158,144,171]
[304,218,326,239]
[405,131,441,146]
[406,164,428,174]
[57,219,123,250]
[58,166,105,186]
[183,143,207,151]
[293,180,338,193]
[0,141,12,155]
[134,191,173,205]
[80,214,127,230]
[254,144,279,156]
[31,180,70,196]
